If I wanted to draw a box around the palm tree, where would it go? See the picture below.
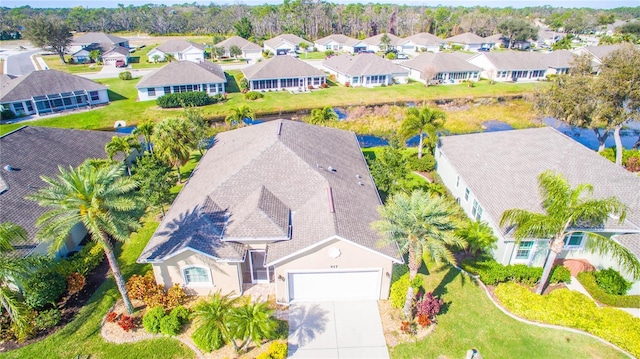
[27,162,143,314]
[0,222,32,338]
[225,105,255,128]
[191,291,239,352]
[456,220,498,256]
[229,298,278,352]
[164,53,175,63]
[133,120,155,154]
[500,170,638,295]
[373,190,465,319]
[105,135,141,175]
[153,118,195,183]
[307,106,338,125]
[400,106,446,159]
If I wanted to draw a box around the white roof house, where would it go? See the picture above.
[363,33,402,53]
[264,34,312,55]
[467,51,548,82]
[214,36,263,60]
[444,32,488,52]
[242,56,327,91]
[147,39,205,63]
[400,52,482,84]
[314,34,369,53]
[322,53,408,87]
[135,61,226,101]
[397,32,444,55]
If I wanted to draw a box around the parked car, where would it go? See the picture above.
[396,53,409,60]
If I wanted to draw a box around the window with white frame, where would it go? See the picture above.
[563,232,584,249]
[471,200,483,221]
[464,188,470,201]
[456,176,460,187]
[515,241,534,260]
[183,266,211,285]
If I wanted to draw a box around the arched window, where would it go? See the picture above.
[182,266,211,285]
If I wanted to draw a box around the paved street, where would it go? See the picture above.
[2,49,39,76]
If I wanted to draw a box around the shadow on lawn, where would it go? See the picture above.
[107,90,128,101]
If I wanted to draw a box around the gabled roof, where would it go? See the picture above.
[103,46,130,57]
[72,32,128,45]
[136,61,226,88]
[215,36,262,52]
[363,33,402,46]
[242,56,326,80]
[0,126,119,258]
[315,34,359,46]
[138,120,402,264]
[401,52,482,74]
[576,45,622,61]
[542,50,576,69]
[483,33,504,43]
[322,53,408,76]
[438,127,640,237]
[445,32,485,44]
[264,34,311,49]
[0,70,106,103]
[615,234,640,259]
[400,32,443,46]
[473,52,547,70]
[155,39,205,53]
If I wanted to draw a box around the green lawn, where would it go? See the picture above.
[390,262,629,359]
[1,220,194,359]
[40,54,103,74]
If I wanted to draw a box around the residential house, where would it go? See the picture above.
[483,34,505,49]
[101,46,130,67]
[314,34,368,53]
[264,34,312,56]
[242,56,326,91]
[68,32,130,54]
[467,52,547,82]
[435,127,640,294]
[0,70,109,117]
[400,52,482,85]
[135,61,226,101]
[71,48,92,64]
[542,50,576,75]
[572,45,622,72]
[444,32,489,52]
[214,36,262,60]
[363,33,401,53]
[322,53,408,87]
[137,120,403,302]
[397,32,443,55]
[0,126,121,258]
[535,29,564,48]
[146,39,205,63]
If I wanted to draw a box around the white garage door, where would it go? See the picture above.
[288,270,381,302]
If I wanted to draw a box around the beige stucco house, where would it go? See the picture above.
[138,120,402,304]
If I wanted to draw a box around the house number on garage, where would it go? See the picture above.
[330,265,338,268]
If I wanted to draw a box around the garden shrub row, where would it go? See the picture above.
[461,256,570,286]
[495,282,640,358]
[256,341,287,359]
[244,91,264,100]
[126,272,187,310]
[576,271,640,308]
[156,92,214,108]
[142,306,190,336]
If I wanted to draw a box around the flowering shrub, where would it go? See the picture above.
[416,292,443,320]
[117,315,138,332]
[105,311,119,323]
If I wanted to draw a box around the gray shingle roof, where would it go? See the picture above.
[542,50,576,69]
[483,34,504,43]
[242,56,326,80]
[103,46,130,57]
[138,120,402,265]
[0,126,119,258]
[364,33,402,46]
[399,32,444,46]
[155,39,205,53]
[476,52,547,70]
[445,32,485,44]
[72,32,128,46]
[401,52,482,73]
[439,127,640,239]
[215,36,262,52]
[322,53,408,77]
[0,70,106,103]
[615,234,640,259]
[264,34,311,49]
[136,61,226,88]
[581,45,622,61]
[315,34,358,46]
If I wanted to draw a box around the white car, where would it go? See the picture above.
[396,53,409,60]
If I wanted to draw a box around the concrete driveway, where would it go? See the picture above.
[288,301,389,359]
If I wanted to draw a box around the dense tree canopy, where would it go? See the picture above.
[21,15,72,64]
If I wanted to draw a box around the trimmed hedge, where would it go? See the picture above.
[142,307,165,334]
[54,241,105,276]
[461,257,570,286]
[495,282,640,358]
[23,270,67,310]
[156,92,214,108]
[593,267,631,295]
[244,91,264,100]
[390,272,424,308]
[576,272,640,308]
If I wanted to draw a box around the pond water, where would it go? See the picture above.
[543,118,639,150]
[482,120,514,132]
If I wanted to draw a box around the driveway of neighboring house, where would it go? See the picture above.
[4,49,39,76]
[287,301,389,359]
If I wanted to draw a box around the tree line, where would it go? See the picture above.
[1,2,638,40]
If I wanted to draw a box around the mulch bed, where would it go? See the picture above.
[0,259,111,352]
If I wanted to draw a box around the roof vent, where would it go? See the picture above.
[277,121,283,135]
[356,174,362,179]
[4,165,16,172]
[327,166,336,172]
[358,182,364,186]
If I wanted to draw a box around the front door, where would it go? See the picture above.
[250,250,268,283]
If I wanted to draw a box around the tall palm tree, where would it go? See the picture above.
[230,298,278,352]
[0,222,31,338]
[105,135,141,175]
[307,106,338,125]
[500,170,638,294]
[153,118,195,183]
[400,106,446,159]
[27,162,142,314]
[373,190,465,319]
[133,120,155,154]
[225,105,255,128]
[191,291,239,352]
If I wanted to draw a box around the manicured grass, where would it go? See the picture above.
[40,54,102,74]
[390,262,629,359]
[1,220,194,359]
[298,51,327,60]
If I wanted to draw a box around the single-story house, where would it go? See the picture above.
[467,52,547,82]
[435,127,640,294]
[71,48,92,64]
[137,120,402,303]
[397,32,443,55]
[147,39,205,63]
[264,34,312,55]
[0,126,122,258]
[572,45,622,71]
[242,56,326,92]
[400,52,482,85]
[444,32,490,52]
[535,29,564,48]
[0,70,109,117]
[214,36,262,60]
[542,50,576,75]
[102,46,130,67]
[363,33,401,53]
[483,33,505,49]
[68,32,129,54]
[322,53,408,87]
[314,34,368,53]
[135,61,226,101]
